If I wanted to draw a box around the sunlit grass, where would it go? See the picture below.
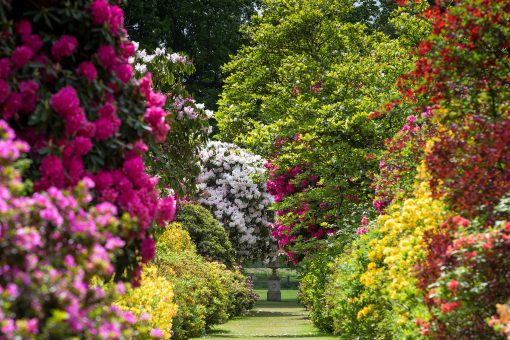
[192,289,337,340]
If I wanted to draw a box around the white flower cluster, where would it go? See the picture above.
[129,43,190,75]
[197,141,274,259]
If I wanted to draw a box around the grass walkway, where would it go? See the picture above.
[193,289,337,340]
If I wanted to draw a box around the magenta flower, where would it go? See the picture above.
[51,35,78,61]
[71,136,93,156]
[15,20,32,37]
[76,61,98,81]
[156,196,176,226]
[97,45,117,70]
[0,58,10,79]
[22,34,43,53]
[113,63,133,83]
[2,92,22,119]
[89,0,111,25]
[50,86,80,117]
[11,46,33,69]
[109,5,124,35]
[150,328,164,338]
[94,103,121,140]
[19,80,39,113]
[0,79,10,103]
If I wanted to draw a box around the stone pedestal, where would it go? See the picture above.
[267,279,281,301]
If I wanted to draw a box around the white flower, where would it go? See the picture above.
[134,63,147,73]
[195,103,205,110]
[155,47,166,56]
[196,141,275,260]
[143,54,155,63]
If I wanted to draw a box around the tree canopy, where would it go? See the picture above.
[123,0,259,108]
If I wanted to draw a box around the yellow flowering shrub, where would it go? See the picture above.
[115,265,177,339]
[360,164,449,323]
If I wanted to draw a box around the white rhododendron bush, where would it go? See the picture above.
[197,141,274,260]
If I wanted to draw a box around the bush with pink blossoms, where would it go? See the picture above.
[0,120,156,338]
[0,0,177,279]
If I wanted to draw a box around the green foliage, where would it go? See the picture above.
[176,203,236,267]
[123,0,259,108]
[216,0,424,258]
[134,48,212,196]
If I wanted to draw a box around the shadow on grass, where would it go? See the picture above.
[207,334,333,338]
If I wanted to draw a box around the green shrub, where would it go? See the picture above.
[176,203,235,267]
[155,223,257,339]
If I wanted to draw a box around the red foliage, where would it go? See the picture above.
[426,114,510,219]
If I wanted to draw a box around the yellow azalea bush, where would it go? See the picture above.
[322,238,393,339]
[115,266,177,339]
[360,165,449,329]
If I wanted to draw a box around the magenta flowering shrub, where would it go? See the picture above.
[0,0,176,279]
[0,120,153,338]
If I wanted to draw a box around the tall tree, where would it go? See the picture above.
[123,0,258,109]
[215,0,427,260]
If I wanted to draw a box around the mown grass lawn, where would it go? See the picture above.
[192,289,337,340]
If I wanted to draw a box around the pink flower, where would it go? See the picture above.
[50,86,80,117]
[39,155,65,188]
[26,319,38,334]
[123,156,144,180]
[119,41,135,59]
[356,227,368,235]
[133,140,148,153]
[94,103,121,140]
[0,58,10,79]
[22,34,43,53]
[1,319,15,334]
[440,301,461,313]
[148,91,166,107]
[12,46,33,69]
[63,108,87,136]
[145,106,165,126]
[448,279,459,292]
[150,328,164,338]
[109,5,124,35]
[2,92,22,119]
[76,61,97,81]
[0,79,10,103]
[138,73,152,98]
[361,216,368,226]
[72,137,93,156]
[51,35,78,61]
[15,20,32,37]
[97,45,117,70]
[113,63,133,83]
[156,196,176,226]
[19,80,39,113]
[122,311,137,325]
[90,0,111,25]
[105,237,124,250]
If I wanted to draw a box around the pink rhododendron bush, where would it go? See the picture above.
[0,0,176,281]
[0,120,155,338]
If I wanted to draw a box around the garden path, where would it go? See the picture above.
[193,290,337,340]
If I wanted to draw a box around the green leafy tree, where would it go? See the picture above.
[123,0,259,108]
[215,0,427,259]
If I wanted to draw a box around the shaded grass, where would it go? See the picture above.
[192,289,336,340]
